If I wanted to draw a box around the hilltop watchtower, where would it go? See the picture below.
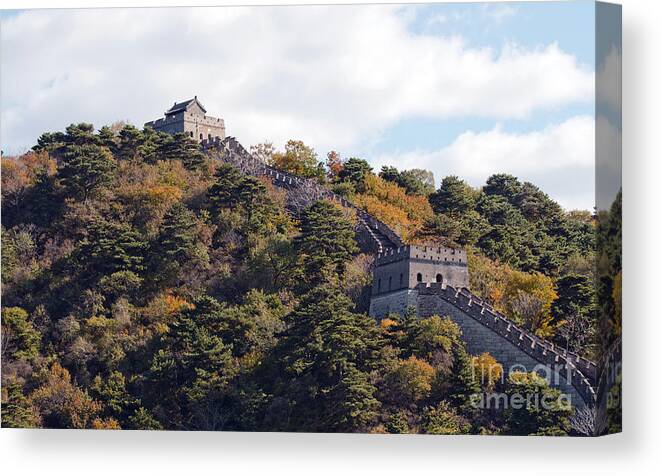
[369,244,469,319]
[145,96,226,142]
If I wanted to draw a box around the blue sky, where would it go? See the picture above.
[1,2,604,210]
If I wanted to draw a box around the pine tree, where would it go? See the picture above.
[58,144,115,201]
[147,299,234,430]
[274,284,382,432]
[294,200,358,289]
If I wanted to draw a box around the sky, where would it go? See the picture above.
[0,1,607,210]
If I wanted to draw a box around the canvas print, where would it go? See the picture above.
[0,1,621,436]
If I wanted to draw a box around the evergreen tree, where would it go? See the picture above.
[147,298,234,430]
[294,200,358,289]
[75,219,146,279]
[116,125,144,161]
[429,175,476,215]
[339,158,373,192]
[58,144,115,201]
[503,372,572,436]
[273,284,383,432]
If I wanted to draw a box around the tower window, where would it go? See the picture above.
[416,273,423,283]
[388,276,392,291]
[200,133,204,140]
[399,273,403,287]
[436,274,443,284]
[378,278,381,293]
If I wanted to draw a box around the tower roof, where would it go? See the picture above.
[165,96,207,115]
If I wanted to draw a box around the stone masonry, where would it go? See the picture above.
[198,133,597,409]
[145,96,226,142]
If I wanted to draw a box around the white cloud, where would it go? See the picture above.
[371,116,596,211]
[1,5,593,154]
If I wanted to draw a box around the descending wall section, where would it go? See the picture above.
[203,136,404,254]
[413,283,597,408]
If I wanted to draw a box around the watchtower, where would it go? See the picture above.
[145,96,226,142]
[369,244,469,319]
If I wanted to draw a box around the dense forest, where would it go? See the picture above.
[1,123,621,434]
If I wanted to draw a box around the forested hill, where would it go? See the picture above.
[1,123,621,434]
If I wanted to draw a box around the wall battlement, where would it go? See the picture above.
[376,245,467,266]
[413,283,597,407]
[201,133,597,409]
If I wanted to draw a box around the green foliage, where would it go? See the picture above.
[1,121,596,435]
[429,175,476,215]
[159,132,207,171]
[273,284,383,432]
[147,297,234,430]
[59,144,115,200]
[503,372,573,436]
[1,307,41,361]
[380,166,435,196]
[339,158,373,192]
[294,200,358,289]
[1,381,42,428]
[74,218,147,279]
[422,401,470,435]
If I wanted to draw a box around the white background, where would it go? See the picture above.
[0,0,658,474]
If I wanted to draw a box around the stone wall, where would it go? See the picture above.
[414,283,596,408]
[203,136,404,254]
[146,112,225,142]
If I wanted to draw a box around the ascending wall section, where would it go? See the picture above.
[382,283,597,409]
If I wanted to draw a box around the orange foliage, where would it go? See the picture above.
[92,417,121,429]
[354,174,433,241]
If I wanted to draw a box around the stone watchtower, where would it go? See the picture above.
[144,96,226,142]
[369,244,469,319]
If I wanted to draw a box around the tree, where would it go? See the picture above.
[380,166,435,196]
[294,200,358,289]
[429,175,476,215]
[58,144,115,200]
[422,401,469,435]
[1,307,41,361]
[116,125,144,162]
[250,142,275,163]
[383,356,436,407]
[552,273,595,349]
[483,173,522,201]
[159,132,206,170]
[503,371,572,436]
[75,218,147,280]
[29,362,103,429]
[207,164,278,241]
[273,284,383,432]
[339,158,373,192]
[269,140,323,180]
[471,352,503,392]
[1,381,42,428]
[149,202,208,287]
[147,297,234,430]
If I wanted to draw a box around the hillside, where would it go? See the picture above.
[1,123,620,434]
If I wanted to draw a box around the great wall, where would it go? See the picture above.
[201,135,599,409]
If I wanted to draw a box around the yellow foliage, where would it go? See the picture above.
[354,174,433,241]
[380,318,398,330]
[29,362,102,429]
[92,417,121,430]
[471,352,503,392]
[145,184,183,203]
[468,250,558,337]
[388,356,436,404]
[164,294,195,314]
